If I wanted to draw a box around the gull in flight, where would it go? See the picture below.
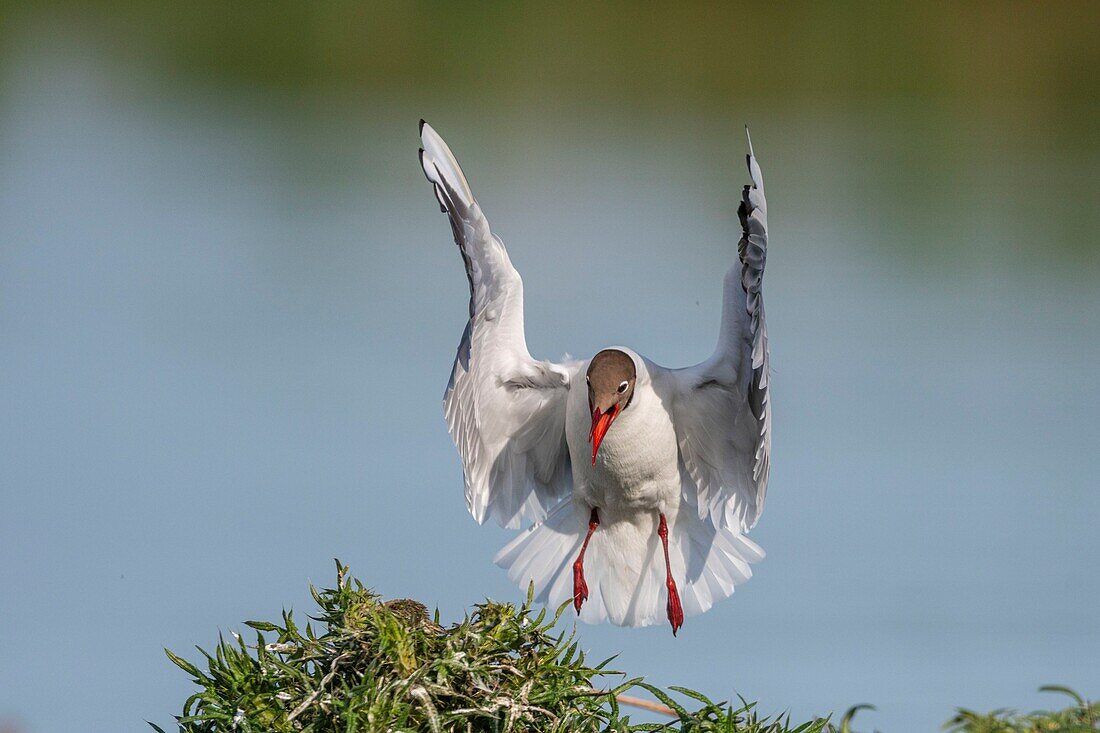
[419,121,771,634]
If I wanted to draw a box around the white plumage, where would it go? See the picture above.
[420,121,772,631]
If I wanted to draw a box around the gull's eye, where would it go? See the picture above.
[618,380,629,393]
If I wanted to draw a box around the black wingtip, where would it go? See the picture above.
[419,118,427,134]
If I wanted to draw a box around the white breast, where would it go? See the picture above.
[565,353,680,515]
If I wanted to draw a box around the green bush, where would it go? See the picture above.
[156,561,830,732]
[156,562,1096,733]
[945,686,1099,733]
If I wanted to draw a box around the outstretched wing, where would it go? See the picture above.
[654,129,771,532]
[420,121,577,529]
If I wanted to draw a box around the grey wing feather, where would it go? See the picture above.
[738,130,771,497]
[419,121,576,529]
[655,128,771,532]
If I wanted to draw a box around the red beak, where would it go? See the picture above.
[588,404,619,465]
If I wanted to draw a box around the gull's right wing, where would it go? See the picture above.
[420,121,578,529]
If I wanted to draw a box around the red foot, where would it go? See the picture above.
[657,513,684,636]
[666,578,684,636]
[572,508,600,614]
[572,559,588,613]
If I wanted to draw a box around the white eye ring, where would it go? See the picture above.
[618,380,629,393]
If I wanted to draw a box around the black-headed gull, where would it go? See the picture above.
[419,121,771,634]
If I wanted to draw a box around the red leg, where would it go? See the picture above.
[573,508,600,613]
[658,513,684,635]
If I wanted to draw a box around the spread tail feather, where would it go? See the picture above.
[494,496,764,628]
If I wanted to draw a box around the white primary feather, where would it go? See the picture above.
[420,121,579,529]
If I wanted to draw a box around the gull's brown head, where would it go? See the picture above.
[586,349,636,464]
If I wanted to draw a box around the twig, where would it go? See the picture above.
[587,685,677,717]
[615,693,677,717]
[287,652,350,721]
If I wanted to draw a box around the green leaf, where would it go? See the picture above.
[164,648,203,679]
[667,685,715,706]
[1038,684,1086,708]
[839,703,875,733]
[634,682,689,719]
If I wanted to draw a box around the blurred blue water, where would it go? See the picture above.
[1,38,1098,733]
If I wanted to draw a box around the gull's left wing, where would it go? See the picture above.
[653,130,771,532]
[420,121,579,530]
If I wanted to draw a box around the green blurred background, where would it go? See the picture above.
[1,3,1098,732]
